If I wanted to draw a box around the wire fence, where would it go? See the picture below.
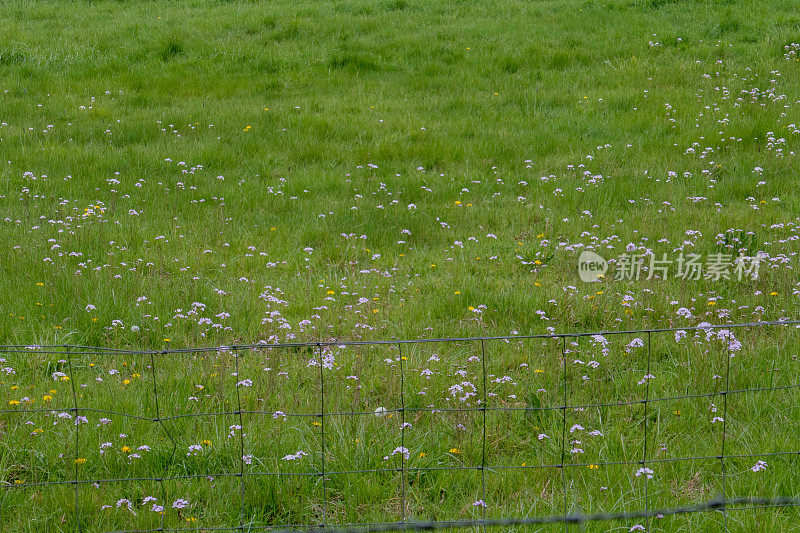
[1,319,799,531]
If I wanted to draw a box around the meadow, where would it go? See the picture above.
[1,0,799,530]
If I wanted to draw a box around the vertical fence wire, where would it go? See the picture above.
[560,336,568,531]
[721,336,732,531]
[233,347,246,531]
[643,331,652,531]
[317,342,328,528]
[398,343,406,527]
[66,346,81,533]
[149,349,174,530]
[480,339,487,531]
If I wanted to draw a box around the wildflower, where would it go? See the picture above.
[638,373,655,385]
[390,447,410,460]
[187,444,203,456]
[282,450,308,461]
[627,338,644,349]
[172,499,189,510]
[116,499,136,515]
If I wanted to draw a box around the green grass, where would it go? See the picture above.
[1,0,799,530]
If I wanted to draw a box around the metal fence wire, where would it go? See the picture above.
[1,319,799,531]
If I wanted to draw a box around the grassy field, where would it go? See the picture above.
[1,0,799,530]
